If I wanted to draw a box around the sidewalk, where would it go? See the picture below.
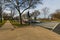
[0,20,60,40]
[0,20,14,30]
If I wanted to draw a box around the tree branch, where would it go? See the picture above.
[21,5,33,14]
[21,7,30,14]
[20,1,27,7]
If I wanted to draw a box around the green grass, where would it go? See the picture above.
[40,20,51,22]
[10,20,29,27]
[52,19,60,22]
[51,19,60,22]
[0,20,6,27]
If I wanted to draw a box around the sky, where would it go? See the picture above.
[3,0,60,18]
[35,0,60,18]
[38,0,60,12]
[3,7,11,13]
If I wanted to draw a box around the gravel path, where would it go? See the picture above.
[0,21,60,40]
[0,20,14,30]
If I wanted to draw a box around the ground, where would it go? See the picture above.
[0,20,60,40]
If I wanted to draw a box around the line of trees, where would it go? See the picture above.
[1,0,52,24]
[51,9,60,20]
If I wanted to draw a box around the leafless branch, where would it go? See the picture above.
[21,4,33,14]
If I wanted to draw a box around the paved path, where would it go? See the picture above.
[35,22,60,30]
[0,21,60,40]
[0,20,14,30]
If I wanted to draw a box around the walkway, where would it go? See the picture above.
[0,20,14,30]
[0,21,60,40]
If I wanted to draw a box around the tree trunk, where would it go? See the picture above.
[34,17,36,20]
[0,7,2,23]
[18,9,22,24]
[16,0,22,24]
[27,11,30,24]
[19,13,22,24]
[0,15,2,23]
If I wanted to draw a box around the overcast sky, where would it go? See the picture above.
[3,0,60,18]
[35,0,60,18]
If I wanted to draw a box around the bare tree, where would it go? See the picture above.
[10,8,16,20]
[2,13,8,20]
[31,10,40,20]
[42,7,49,19]
[22,10,40,21]
[11,0,43,24]
[3,0,43,24]
[51,9,60,19]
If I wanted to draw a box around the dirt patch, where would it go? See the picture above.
[0,26,60,40]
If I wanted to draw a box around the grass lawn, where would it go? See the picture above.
[10,20,29,27]
[53,19,60,22]
[40,19,51,22]
[0,20,6,27]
